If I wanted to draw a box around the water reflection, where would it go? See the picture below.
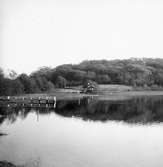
[0,96,163,124]
[55,96,163,123]
[1,96,163,167]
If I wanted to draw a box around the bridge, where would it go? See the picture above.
[0,96,56,108]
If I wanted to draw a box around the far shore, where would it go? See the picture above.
[2,84,163,101]
[1,90,163,101]
[97,90,163,100]
[44,90,163,100]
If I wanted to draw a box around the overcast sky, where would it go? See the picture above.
[1,0,163,74]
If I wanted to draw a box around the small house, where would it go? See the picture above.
[85,82,95,93]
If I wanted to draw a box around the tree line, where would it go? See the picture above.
[1,58,163,95]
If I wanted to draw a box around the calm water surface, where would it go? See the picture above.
[0,96,163,167]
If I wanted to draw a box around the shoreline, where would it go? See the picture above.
[1,90,163,101]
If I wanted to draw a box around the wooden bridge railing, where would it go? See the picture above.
[0,96,57,108]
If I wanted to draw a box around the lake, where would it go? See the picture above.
[0,95,163,167]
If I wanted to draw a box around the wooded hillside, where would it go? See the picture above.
[1,58,163,95]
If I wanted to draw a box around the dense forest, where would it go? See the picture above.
[1,58,163,95]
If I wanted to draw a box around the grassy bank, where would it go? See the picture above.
[7,90,163,101]
[1,84,163,101]
[10,92,96,100]
[98,84,133,92]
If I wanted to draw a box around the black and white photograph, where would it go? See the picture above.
[1,0,163,166]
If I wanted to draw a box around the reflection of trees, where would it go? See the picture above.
[0,116,6,125]
[1,96,163,124]
[0,107,31,125]
[0,105,56,125]
[55,96,163,123]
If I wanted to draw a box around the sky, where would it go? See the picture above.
[1,0,163,74]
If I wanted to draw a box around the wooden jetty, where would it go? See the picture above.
[0,96,56,108]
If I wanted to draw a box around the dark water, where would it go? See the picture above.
[0,95,163,166]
